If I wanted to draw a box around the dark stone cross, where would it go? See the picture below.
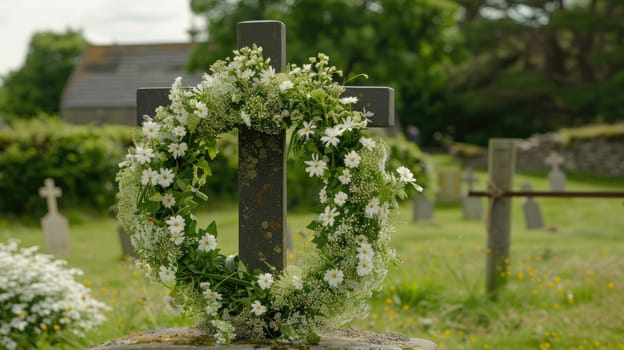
[136,20,395,273]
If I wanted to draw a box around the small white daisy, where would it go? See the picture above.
[344,150,361,168]
[365,197,380,218]
[396,166,416,184]
[339,96,358,105]
[135,146,155,164]
[356,257,373,276]
[142,120,160,139]
[162,193,176,209]
[292,275,303,290]
[158,168,175,188]
[198,234,218,252]
[320,127,341,147]
[304,154,327,177]
[257,273,274,290]
[339,168,352,185]
[172,126,186,139]
[166,215,185,234]
[168,142,188,159]
[251,300,267,316]
[319,206,339,227]
[279,80,294,92]
[357,242,374,260]
[141,168,159,186]
[360,137,376,151]
[334,191,348,207]
[296,121,317,140]
[193,100,208,119]
[159,265,176,283]
[323,269,344,288]
[171,230,185,245]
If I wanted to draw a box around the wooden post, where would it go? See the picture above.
[485,139,516,293]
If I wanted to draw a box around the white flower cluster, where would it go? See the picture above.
[116,46,421,344]
[0,241,108,350]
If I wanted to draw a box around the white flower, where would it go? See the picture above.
[260,66,275,84]
[279,80,294,92]
[240,111,251,127]
[292,275,303,290]
[360,137,376,151]
[396,166,416,184]
[334,191,348,207]
[159,265,176,283]
[240,69,254,80]
[257,273,274,290]
[142,120,160,139]
[339,116,361,131]
[164,296,183,315]
[319,186,328,204]
[158,168,175,188]
[193,100,208,119]
[344,151,361,168]
[319,206,339,227]
[339,96,358,105]
[304,153,327,177]
[135,146,155,164]
[379,201,391,221]
[171,230,185,245]
[251,300,267,316]
[323,269,344,288]
[357,242,374,260]
[172,126,186,139]
[356,258,373,276]
[365,197,380,218]
[339,168,352,185]
[321,127,341,147]
[198,234,218,252]
[166,215,185,234]
[356,235,368,245]
[168,142,188,159]
[141,168,159,186]
[204,289,222,301]
[162,193,176,208]
[297,121,316,140]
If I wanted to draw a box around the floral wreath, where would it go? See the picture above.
[117,46,419,344]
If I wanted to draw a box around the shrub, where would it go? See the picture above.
[0,117,132,215]
[0,240,108,350]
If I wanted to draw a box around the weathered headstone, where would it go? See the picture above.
[545,151,566,191]
[461,167,482,220]
[39,178,71,254]
[137,21,395,273]
[436,168,461,204]
[413,195,434,221]
[521,183,544,230]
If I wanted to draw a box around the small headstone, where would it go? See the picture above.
[545,151,566,191]
[461,167,483,220]
[413,195,434,221]
[436,169,462,204]
[522,183,544,230]
[39,178,71,254]
[118,226,137,258]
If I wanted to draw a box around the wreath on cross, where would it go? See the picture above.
[116,46,419,344]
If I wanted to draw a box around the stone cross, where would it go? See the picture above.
[39,178,71,254]
[136,20,395,273]
[521,182,544,230]
[461,167,482,220]
[545,151,566,191]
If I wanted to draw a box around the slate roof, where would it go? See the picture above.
[61,43,203,109]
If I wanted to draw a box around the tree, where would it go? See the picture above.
[189,0,464,144]
[444,0,624,145]
[0,29,86,118]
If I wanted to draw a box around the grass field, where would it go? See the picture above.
[1,170,623,349]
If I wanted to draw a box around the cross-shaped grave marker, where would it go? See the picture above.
[136,20,395,272]
[39,178,71,254]
[545,151,566,191]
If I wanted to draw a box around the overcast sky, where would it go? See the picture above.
[0,0,199,76]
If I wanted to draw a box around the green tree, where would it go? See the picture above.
[445,0,624,145]
[0,29,86,118]
[189,0,464,143]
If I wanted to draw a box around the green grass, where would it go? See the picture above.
[1,170,623,349]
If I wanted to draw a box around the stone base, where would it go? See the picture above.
[90,327,437,350]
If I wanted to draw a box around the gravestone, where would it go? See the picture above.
[436,168,461,204]
[461,167,482,220]
[137,21,395,273]
[108,19,437,350]
[545,151,566,191]
[413,195,434,221]
[521,183,544,230]
[39,178,71,254]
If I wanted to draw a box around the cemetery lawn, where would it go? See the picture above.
[1,172,623,349]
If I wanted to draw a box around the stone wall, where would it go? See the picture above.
[465,133,624,177]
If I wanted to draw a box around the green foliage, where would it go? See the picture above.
[189,0,464,144]
[0,29,86,119]
[0,117,131,215]
[444,0,624,145]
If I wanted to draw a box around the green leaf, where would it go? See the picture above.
[207,144,219,160]
[148,193,162,202]
[206,220,218,235]
[195,191,209,201]
[187,114,201,133]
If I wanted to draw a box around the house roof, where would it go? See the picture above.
[61,43,203,109]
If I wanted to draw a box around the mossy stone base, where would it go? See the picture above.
[90,328,437,350]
